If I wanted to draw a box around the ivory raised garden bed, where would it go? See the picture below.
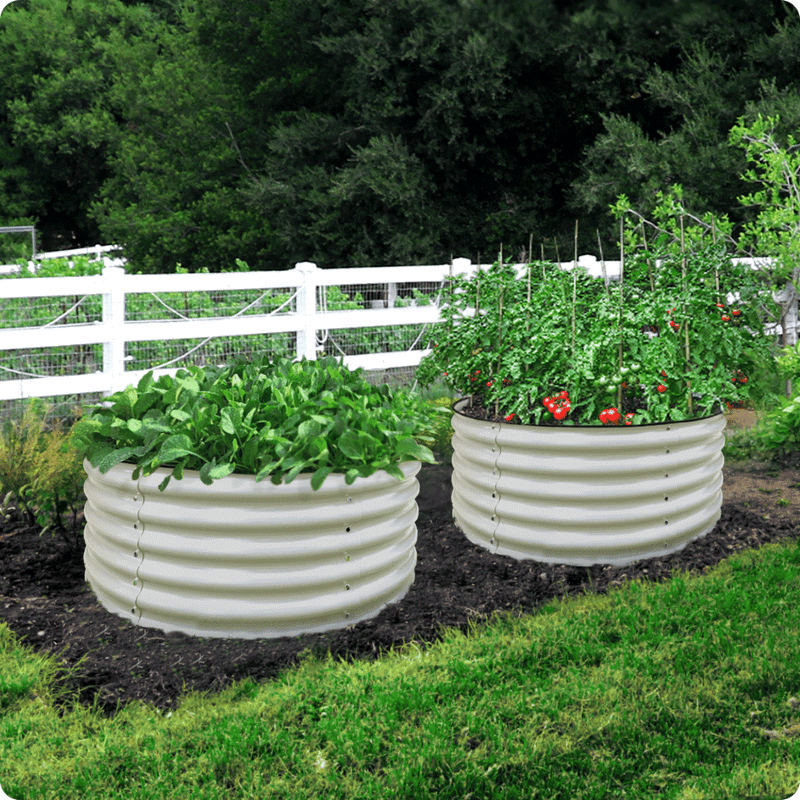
[83,459,421,639]
[450,398,726,566]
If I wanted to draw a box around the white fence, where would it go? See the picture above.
[0,244,124,275]
[0,255,800,434]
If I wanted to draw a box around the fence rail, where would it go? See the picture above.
[0,254,796,409]
[0,260,458,403]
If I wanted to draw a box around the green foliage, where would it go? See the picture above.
[0,0,152,250]
[571,16,800,248]
[0,399,86,546]
[418,396,456,461]
[4,0,800,268]
[73,354,439,492]
[416,209,778,425]
[0,221,36,265]
[730,112,800,285]
[750,392,800,463]
[242,0,583,263]
[777,343,800,381]
[90,2,279,274]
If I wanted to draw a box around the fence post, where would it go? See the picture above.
[294,262,320,360]
[103,291,114,404]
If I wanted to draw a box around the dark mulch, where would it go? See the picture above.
[1,454,799,719]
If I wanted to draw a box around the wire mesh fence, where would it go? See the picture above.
[0,266,449,430]
[0,268,454,427]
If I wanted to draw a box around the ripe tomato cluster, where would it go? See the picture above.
[543,391,570,421]
[643,303,742,333]
[598,407,636,425]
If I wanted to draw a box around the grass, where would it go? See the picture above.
[1,384,799,799]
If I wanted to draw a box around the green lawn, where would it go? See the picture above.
[1,388,798,799]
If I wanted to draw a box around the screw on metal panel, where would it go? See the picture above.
[131,608,135,614]
[345,526,351,532]
[345,584,350,590]
[491,515,496,521]
[665,449,670,454]
[134,551,138,557]
[347,497,352,503]
[345,612,350,619]
[665,473,669,478]
[664,520,669,525]
[665,496,669,501]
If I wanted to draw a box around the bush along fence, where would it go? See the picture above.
[0,254,796,417]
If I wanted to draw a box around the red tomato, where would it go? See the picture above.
[657,384,667,393]
[554,406,568,421]
[599,409,609,424]
[606,407,621,424]
[625,413,635,426]
[721,315,730,322]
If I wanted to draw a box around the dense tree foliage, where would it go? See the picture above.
[1,0,799,270]
[571,9,800,241]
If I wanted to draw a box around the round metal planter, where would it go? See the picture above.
[451,398,726,566]
[83,459,421,639]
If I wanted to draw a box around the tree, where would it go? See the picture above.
[90,3,279,273]
[0,0,135,249]
[569,7,800,250]
[731,110,800,393]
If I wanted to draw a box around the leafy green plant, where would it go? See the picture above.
[777,344,800,382]
[0,398,55,526]
[0,398,86,542]
[416,204,778,425]
[27,420,87,550]
[416,395,456,462]
[73,354,440,492]
[750,392,800,462]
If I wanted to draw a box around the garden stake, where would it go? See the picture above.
[640,220,654,291]
[494,248,503,415]
[597,229,610,298]
[618,218,624,411]
[712,218,721,301]
[540,243,546,280]
[572,221,578,360]
[681,216,693,415]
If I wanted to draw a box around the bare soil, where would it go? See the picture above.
[1,422,798,719]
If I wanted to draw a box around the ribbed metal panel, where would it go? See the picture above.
[83,460,420,639]
[451,399,725,566]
